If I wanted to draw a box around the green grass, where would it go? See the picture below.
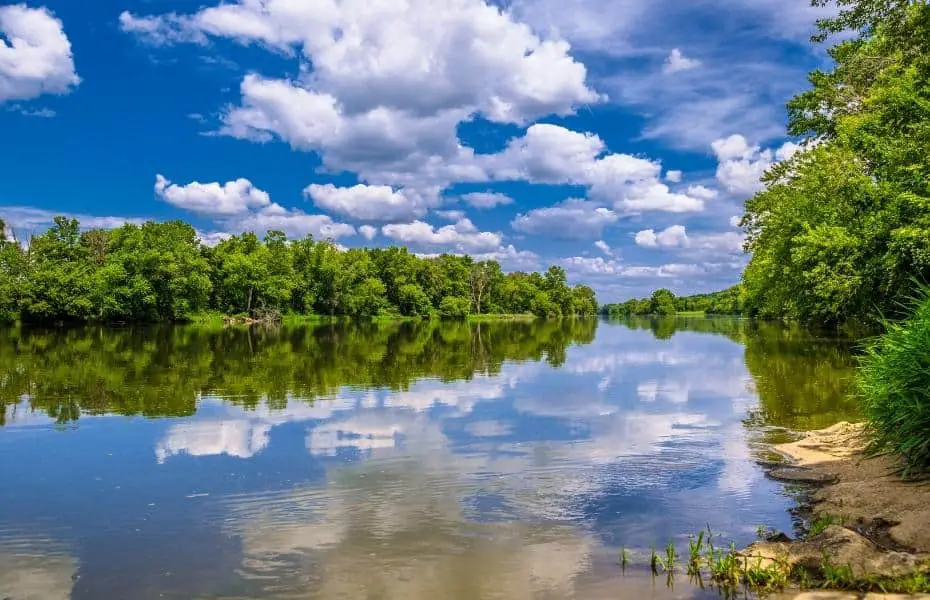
[808,513,844,537]
[858,290,930,476]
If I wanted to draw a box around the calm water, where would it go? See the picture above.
[0,318,858,599]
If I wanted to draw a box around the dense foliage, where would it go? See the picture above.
[741,0,930,325]
[0,319,597,425]
[0,217,597,324]
[858,292,930,476]
[600,286,744,317]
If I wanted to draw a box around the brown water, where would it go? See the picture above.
[0,317,859,599]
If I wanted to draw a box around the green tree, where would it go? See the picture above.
[0,220,25,323]
[741,0,930,325]
[649,289,677,316]
[20,217,97,323]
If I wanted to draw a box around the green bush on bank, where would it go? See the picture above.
[858,292,930,476]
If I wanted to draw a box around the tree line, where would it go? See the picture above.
[599,286,744,317]
[0,217,598,324]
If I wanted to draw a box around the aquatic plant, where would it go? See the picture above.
[687,531,705,576]
[858,291,930,477]
[650,547,660,576]
[663,540,678,573]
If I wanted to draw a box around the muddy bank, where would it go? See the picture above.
[748,422,930,590]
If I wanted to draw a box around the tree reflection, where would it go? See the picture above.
[613,316,859,430]
[0,319,598,425]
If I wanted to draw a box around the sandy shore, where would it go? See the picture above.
[748,422,930,595]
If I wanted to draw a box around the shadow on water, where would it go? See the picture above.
[0,317,860,599]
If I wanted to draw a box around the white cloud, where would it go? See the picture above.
[461,191,513,209]
[0,4,79,103]
[512,198,618,240]
[635,224,744,253]
[358,224,378,240]
[434,209,466,221]
[685,184,718,200]
[416,243,540,271]
[561,256,708,279]
[472,244,540,271]
[196,230,232,247]
[305,183,427,222]
[729,215,741,228]
[121,0,601,124]
[691,231,745,253]
[121,0,602,204]
[662,48,700,74]
[230,206,356,240]
[488,124,705,213]
[665,170,682,183]
[711,134,800,196]
[381,219,501,252]
[154,174,271,216]
[594,240,614,257]
[118,11,207,46]
[634,225,688,248]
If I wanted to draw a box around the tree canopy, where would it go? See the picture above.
[0,218,598,324]
[741,0,930,325]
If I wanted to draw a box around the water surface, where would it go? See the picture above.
[0,318,858,599]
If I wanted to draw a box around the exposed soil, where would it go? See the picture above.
[747,422,930,587]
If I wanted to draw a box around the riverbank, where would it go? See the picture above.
[186,311,544,327]
[750,422,930,594]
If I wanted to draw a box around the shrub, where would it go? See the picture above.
[438,296,471,319]
[858,292,930,476]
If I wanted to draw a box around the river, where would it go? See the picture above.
[0,317,859,599]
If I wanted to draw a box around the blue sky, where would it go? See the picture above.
[0,0,831,301]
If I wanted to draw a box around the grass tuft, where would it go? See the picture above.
[858,289,930,477]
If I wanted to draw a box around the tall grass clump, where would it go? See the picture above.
[858,291,930,477]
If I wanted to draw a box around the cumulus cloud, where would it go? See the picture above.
[665,170,682,183]
[461,191,514,209]
[121,0,601,122]
[381,219,501,253]
[155,174,271,216]
[512,198,618,240]
[712,134,800,196]
[662,48,700,74]
[305,183,428,222]
[685,185,719,200]
[151,174,355,240]
[120,0,602,205]
[358,224,378,240]
[634,225,688,248]
[635,224,744,253]
[488,124,705,213]
[0,4,80,103]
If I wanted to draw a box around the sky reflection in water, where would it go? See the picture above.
[0,318,858,599]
